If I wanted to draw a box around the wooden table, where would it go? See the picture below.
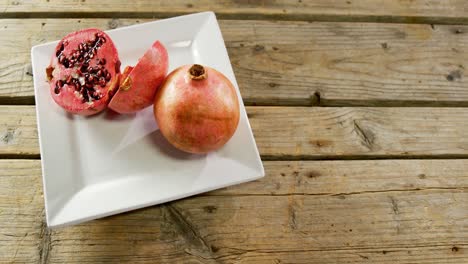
[1,1,468,263]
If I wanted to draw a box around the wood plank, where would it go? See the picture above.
[43,244,468,264]
[1,19,468,106]
[3,106,468,158]
[0,160,44,263]
[56,192,465,260]
[0,0,467,24]
[0,106,38,157]
[0,159,466,263]
[249,107,468,159]
[2,159,466,197]
[213,160,468,196]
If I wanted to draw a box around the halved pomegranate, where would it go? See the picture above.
[46,28,121,116]
[108,41,168,114]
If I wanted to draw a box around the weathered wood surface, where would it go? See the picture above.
[3,105,468,159]
[1,0,468,24]
[2,1,468,263]
[0,159,466,263]
[0,106,38,157]
[1,19,468,106]
[0,160,45,263]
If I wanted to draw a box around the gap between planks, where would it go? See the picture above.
[7,154,468,161]
[8,95,468,108]
[0,13,468,26]
[0,0,467,25]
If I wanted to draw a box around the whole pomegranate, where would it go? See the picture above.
[109,41,168,114]
[154,64,240,154]
[46,28,121,116]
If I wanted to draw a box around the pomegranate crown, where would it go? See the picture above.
[189,64,207,80]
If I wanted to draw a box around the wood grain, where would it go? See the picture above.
[1,19,468,106]
[47,192,468,264]
[0,160,44,263]
[2,2,467,263]
[3,106,468,159]
[0,0,467,24]
[212,159,468,196]
[0,159,466,263]
[0,106,38,157]
[249,107,468,159]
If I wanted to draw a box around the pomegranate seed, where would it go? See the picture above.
[105,72,111,81]
[82,90,89,102]
[99,77,106,87]
[90,91,101,100]
[54,83,60,94]
[87,88,95,96]
[57,80,64,87]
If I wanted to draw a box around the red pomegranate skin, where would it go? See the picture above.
[154,64,240,154]
[46,28,120,116]
[109,41,168,114]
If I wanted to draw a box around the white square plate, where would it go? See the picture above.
[31,12,264,227]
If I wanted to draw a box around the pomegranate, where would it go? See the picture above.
[108,41,168,114]
[154,64,240,154]
[46,28,121,116]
